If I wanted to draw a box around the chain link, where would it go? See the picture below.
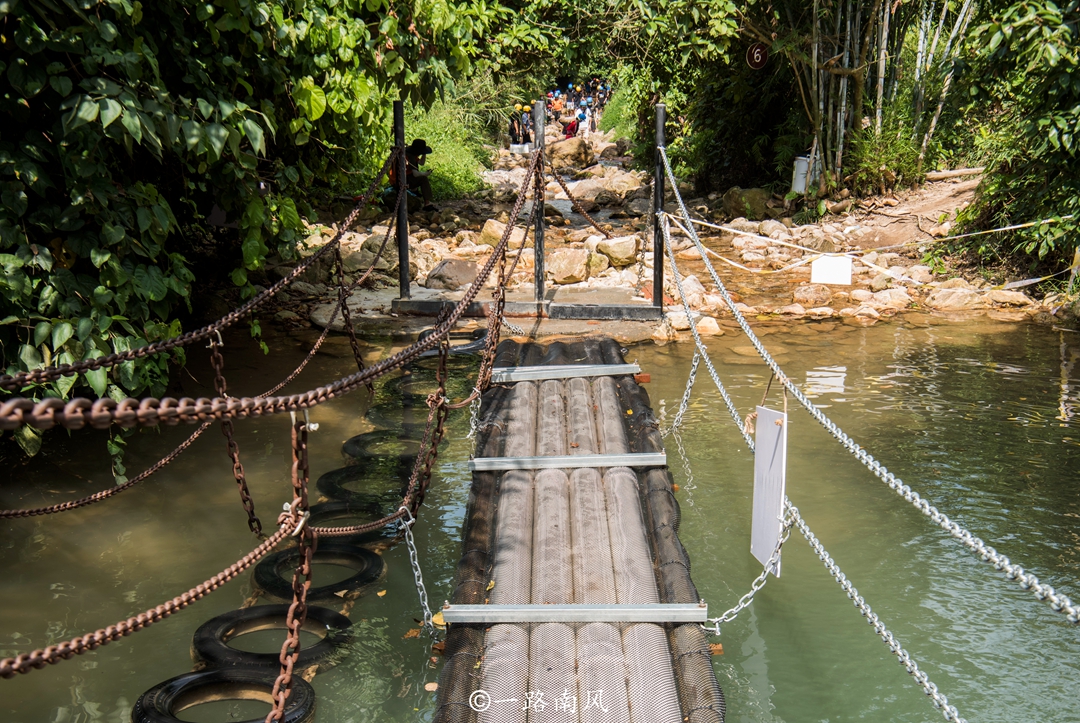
[210,339,262,536]
[266,418,315,722]
[664,350,700,437]
[658,147,1079,624]
[399,505,434,631]
[788,502,968,723]
[702,509,793,635]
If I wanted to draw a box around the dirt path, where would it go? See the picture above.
[849,177,980,249]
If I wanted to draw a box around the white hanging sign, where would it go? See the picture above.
[810,254,853,285]
[751,405,788,577]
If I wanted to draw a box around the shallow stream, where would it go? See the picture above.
[1,318,1078,722]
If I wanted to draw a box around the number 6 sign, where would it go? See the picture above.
[746,42,769,70]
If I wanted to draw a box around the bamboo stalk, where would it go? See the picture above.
[919,0,976,165]
[875,0,890,134]
[836,0,854,173]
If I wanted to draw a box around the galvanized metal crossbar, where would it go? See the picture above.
[440,603,708,624]
[490,363,641,383]
[468,452,666,471]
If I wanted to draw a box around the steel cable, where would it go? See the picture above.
[658,146,1078,625]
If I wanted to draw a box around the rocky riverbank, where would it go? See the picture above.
[258,130,1078,337]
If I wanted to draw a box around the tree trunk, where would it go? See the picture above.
[875,0,890,134]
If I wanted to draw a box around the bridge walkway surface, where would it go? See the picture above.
[434,336,725,723]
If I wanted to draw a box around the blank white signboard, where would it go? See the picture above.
[811,255,853,285]
[751,406,788,577]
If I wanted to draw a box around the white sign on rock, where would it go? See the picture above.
[810,254,853,285]
[751,405,788,577]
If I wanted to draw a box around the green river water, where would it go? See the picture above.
[1,317,1078,723]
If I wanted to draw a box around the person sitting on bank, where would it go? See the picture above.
[403,138,437,212]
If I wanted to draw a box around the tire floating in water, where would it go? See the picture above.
[131,668,315,723]
[315,464,407,506]
[341,429,423,460]
[253,541,385,603]
[307,500,398,543]
[191,603,353,670]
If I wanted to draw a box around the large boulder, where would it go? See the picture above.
[548,136,595,171]
[988,289,1034,306]
[567,178,607,201]
[604,171,645,197]
[722,187,771,220]
[872,288,913,309]
[587,251,610,277]
[425,259,479,290]
[597,235,639,267]
[549,248,590,284]
[478,219,529,249]
[925,288,984,311]
[792,284,833,307]
[626,197,652,217]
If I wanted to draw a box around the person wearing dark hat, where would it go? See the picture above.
[404,138,437,212]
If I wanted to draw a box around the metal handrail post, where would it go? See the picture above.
[394,100,410,299]
[533,101,546,306]
[653,103,666,309]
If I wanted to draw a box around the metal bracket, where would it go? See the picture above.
[490,364,641,383]
[440,603,707,624]
[468,452,666,472]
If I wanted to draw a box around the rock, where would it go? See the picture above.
[676,274,708,309]
[568,178,607,201]
[939,277,973,290]
[666,311,693,330]
[549,248,590,284]
[548,136,595,171]
[805,236,839,253]
[292,281,320,296]
[676,247,702,260]
[793,284,833,307]
[595,189,624,207]
[598,235,639,267]
[827,199,852,214]
[722,187,771,220]
[872,288,913,309]
[778,303,807,316]
[988,289,1034,306]
[695,316,722,335]
[478,219,529,249]
[652,322,678,343]
[908,265,934,284]
[604,171,645,197]
[425,259,479,290]
[758,220,787,238]
[626,197,652,216]
[806,307,836,318]
[870,274,893,292]
[509,248,535,272]
[587,251,610,277]
[599,143,621,160]
[925,288,983,310]
[274,309,300,321]
[854,305,880,318]
[544,204,564,218]
[851,289,874,302]
[584,235,604,253]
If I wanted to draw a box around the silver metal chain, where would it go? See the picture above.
[787,501,969,723]
[658,146,1079,624]
[502,318,526,336]
[664,350,700,437]
[702,508,793,635]
[399,506,434,632]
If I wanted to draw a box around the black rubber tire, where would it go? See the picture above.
[253,541,385,602]
[131,668,315,723]
[315,464,408,504]
[191,604,353,670]
[341,429,422,459]
[361,405,429,437]
[308,500,397,543]
[381,374,440,400]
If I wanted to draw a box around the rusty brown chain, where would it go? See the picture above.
[548,163,611,239]
[0,421,212,519]
[1,151,543,432]
[210,340,262,535]
[0,149,400,393]
[0,526,290,678]
[0,213,404,520]
[267,419,315,722]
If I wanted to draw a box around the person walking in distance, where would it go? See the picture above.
[521,105,533,144]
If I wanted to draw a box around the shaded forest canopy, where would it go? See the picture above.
[1,0,1077,441]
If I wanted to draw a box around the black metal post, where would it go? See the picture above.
[533,101,546,306]
[653,103,666,309]
[394,100,409,299]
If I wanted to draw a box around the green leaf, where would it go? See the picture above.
[279,197,301,229]
[293,79,327,121]
[50,76,73,97]
[133,264,168,301]
[101,223,125,246]
[242,118,265,155]
[99,99,122,128]
[181,119,204,151]
[230,267,248,286]
[205,122,228,158]
[121,108,143,144]
[64,95,100,134]
[197,98,215,120]
[51,321,73,349]
[85,366,107,397]
[20,343,43,369]
[33,321,51,346]
[14,426,42,457]
[77,316,94,340]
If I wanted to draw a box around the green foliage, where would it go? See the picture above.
[962,0,1080,264]
[0,0,489,453]
[845,117,922,196]
[404,100,488,201]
